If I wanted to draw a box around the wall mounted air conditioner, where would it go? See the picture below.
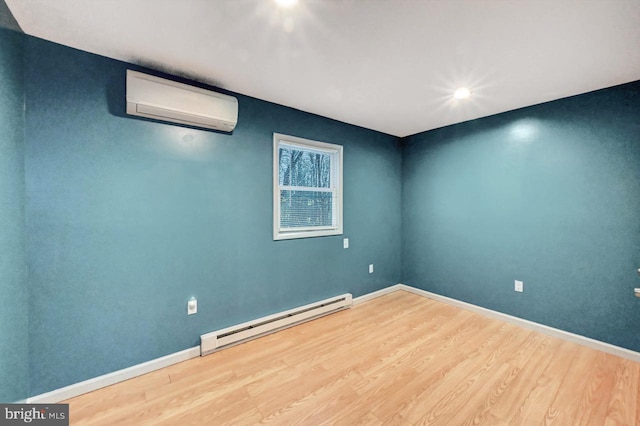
[126,70,238,132]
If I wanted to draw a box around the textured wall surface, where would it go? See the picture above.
[402,81,640,351]
[0,28,28,402]
[23,37,401,395]
[3,25,639,399]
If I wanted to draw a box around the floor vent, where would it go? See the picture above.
[200,293,352,356]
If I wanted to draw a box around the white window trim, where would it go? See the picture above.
[273,133,343,241]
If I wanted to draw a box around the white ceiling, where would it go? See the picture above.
[6,0,640,137]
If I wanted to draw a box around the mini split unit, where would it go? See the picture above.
[126,70,238,132]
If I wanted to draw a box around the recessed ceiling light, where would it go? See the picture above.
[453,87,471,100]
[274,0,298,8]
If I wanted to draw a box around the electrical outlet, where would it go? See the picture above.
[187,298,198,315]
[514,280,523,293]
[369,264,374,274]
[343,238,349,249]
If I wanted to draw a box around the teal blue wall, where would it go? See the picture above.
[23,36,401,395]
[402,81,640,351]
[0,28,28,402]
[3,25,639,399]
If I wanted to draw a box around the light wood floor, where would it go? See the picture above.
[65,290,640,425]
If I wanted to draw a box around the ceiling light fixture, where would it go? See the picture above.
[274,0,298,8]
[453,87,471,100]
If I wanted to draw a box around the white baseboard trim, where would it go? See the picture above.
[27,346,200,404]
[353,284,403,305]
[28,287,397,404]
[26,282,640,403]
[397,283,640,363]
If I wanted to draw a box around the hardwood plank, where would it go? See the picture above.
[144,368,237,403]
[454,335,563,425]
[573,352,618,425]
[542,345,602,425]
[508,339,579,425]
[380,413,413,426]
[332,305,470,379]
[365,319,512,421]
[152,394,262,426]
[252,365,360,418]
[65,369,170,425]
[259,381,360,424]
[604,358,639,425]
[400,326,531,424]
[63,290,640,426]
[281,294,441,368]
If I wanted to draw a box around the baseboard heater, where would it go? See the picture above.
[200,293,352,356]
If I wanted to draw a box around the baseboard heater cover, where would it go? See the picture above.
[200,293,352,356]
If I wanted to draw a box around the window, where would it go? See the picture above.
[273,133,343,240]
